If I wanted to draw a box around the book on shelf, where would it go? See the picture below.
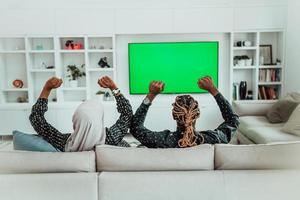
[259,69,281,82]
[258,86,278,100]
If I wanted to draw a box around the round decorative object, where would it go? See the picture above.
[12,79,24,88]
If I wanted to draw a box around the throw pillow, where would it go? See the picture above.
[13,130,59,152]
[282,105,300,136]
[266,99,298,123]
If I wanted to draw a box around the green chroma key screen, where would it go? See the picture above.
[128,41,219,94]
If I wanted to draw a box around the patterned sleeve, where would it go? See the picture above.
[130,102,176,148]
[29,98,70,151]
[105,94,133,145]
[202,93,239,144]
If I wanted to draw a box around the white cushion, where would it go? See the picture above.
[239,116,284,133]
[0,151,95,173]
[0,173,98,200]
[215,142,300,170]
[244,126,300,144]
[282,105,300,136]
[96,144,214,171]
[223,170,300,200]
[98,171,225,200]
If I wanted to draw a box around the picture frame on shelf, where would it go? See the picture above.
[259,45,273,65]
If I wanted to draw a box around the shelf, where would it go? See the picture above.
[29,50,55,53]
[0,50,26,54]
[233,47,257,50]
[87,68,114,72]
[2,88,28,92]
[258,82,282,85]
[87,49,113,53]
[259,65,282,69]
[29,69,56,73]
[59,50,85,53]
[233,66,256,69]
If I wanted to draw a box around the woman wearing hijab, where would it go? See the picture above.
[29,76,132,152]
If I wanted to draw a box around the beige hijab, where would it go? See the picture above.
[64,98,106,152]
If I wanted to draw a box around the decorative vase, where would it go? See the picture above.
[239,81,247,100]
[237,60,246,66]
[69,80,78,88]
[245,59,252,66]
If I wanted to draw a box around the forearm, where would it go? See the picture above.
[39,87,51,99]
[29,98,49,130]
[214,93,239,124]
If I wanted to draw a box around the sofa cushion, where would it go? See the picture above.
[215,142,300,170]
[96,144,214,171]
[98,171,225,200]
[0,151,96,173]
[282,104,300,136]
[239,116,284,133]
[13,130,59,152]
[223,170,300,200]
[266,100,299,123]
[242,126,300,144]
[0,173,98,200]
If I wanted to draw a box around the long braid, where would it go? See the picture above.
[172,95,203,147]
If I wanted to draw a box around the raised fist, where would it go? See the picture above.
[44,77,63,90]
[98,76,117,90]
[149,81,165,95]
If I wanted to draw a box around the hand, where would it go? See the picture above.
[98,76,117,90]
[149,81,165,95]
[44,77,63,91]
[198,76,219,96]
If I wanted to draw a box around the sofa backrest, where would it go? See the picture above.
[215,142,300,170]
[96,144,214,171]
[0,151,96,173]
[233,101,275,116]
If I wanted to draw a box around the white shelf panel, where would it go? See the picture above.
[29,69,56,73]
[87,68,114,72]
[233,47,257,50]
[29,50,55,53]
[259,65,282,69]
[258,82,282,85]
[87,49,113,53]
[59,50,85,53]
[0,50,26,54]
[2,88,29,92]
[233,66,256,69]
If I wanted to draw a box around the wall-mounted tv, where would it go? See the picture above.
[128,41,219,94]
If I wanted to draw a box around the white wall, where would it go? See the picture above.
[0,0,289,134]
[285,0,300,93]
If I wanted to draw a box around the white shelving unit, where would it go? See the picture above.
[230,31,285,103]
[0,35,116,105]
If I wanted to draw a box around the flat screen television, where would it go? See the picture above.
[128,41,219,94]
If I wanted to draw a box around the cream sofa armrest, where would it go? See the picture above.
[233,101,276,116]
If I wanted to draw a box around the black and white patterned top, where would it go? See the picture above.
[130,93,240,148]
[29,94,133,151]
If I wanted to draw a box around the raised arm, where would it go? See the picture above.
[130,81,175,148]
[98,76,133,145]
[29,77,70,151]
[198,76,239,143]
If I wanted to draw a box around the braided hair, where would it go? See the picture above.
[172,95,203,147]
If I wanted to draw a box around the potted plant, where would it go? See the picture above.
[67,64,86,87]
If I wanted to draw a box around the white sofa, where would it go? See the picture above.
[233,101,300,144]
[1,142,300,200]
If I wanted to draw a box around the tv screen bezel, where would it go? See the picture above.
[128,41,219,95]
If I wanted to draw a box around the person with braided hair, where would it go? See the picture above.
[130,76,239,148]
